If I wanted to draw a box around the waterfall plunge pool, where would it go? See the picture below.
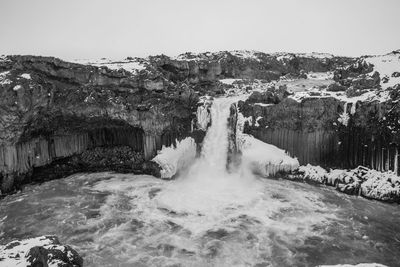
[0,172,399,267]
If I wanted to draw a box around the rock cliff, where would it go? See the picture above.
[0,50,398,195]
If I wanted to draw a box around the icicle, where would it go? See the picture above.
[394,147,399,175]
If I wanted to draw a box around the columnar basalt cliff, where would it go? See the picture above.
[0,55,200,193]
[0,50,399,194]
[239,84,400,175]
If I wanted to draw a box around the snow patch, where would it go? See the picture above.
[76,58,146,74]
[0,236,78,267]
[219,78,242,85]
[365,52,400,89]
[254,102,274,107]
[20,73,31,80]
[318,264,388,267]
[0,71,11,85]
[13,85,22,91]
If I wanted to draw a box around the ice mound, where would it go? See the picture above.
[152,137,197,179]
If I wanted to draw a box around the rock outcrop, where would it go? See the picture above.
[289,164,400,203]
[239,85,400,175]
[0,235,83,267]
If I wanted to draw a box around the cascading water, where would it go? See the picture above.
[1,97,400,267]
[155,96,261,215]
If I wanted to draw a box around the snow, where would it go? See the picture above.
[0,71,11,85]
[230,50,261,61]
[196,104,211,131]
[307,72,334,80]
[75,58,147,74]
[275,52,334,61]
[298,164,327,183]
[289,87,391,104]
[361,169,400,201]
[152,137,197,179]
[338,102,350,126]
[318,264,388,267]
[13,85,22,91]
[365,52,400,89]
[219,78,242,85]
[254,116,263,127]
[254,102,274,107]
[297,52,334,59]
[0,236,67,267]
[237,112,299,176]
[295,164,400,202]
[20,73,31,80]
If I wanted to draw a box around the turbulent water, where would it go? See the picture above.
[1,97,400,266]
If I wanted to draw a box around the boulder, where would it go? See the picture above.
[0,236,83,267]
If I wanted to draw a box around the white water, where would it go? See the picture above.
[156,96,261,216]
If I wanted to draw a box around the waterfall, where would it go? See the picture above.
[155,96,260,215]
[197,98,239,174]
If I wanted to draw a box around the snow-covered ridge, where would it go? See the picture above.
[174,50,263,61]
[73,57,147,74]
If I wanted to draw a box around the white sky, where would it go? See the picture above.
[0,0,399,60]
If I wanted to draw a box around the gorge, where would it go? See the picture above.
[0,50,400,266]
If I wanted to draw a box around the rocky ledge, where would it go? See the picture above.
[0,235,83,267]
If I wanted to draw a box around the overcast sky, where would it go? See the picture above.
[0,0,399,60]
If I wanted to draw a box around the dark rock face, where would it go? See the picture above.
[0,56,199,193]
[240,93,400,175]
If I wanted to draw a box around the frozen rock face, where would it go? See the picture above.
[291,164,400,203]
[0,235,83,267]
[231,104,299,177]
[151,137,197,179]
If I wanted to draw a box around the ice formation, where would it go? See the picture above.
[295,164,400,202]
[152,137,197,179]
[237,111,299,176]
[195,104,211,131]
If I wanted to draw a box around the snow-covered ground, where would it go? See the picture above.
[365,51,400,89]
[288,85,391,103]
[295,164,400,202]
